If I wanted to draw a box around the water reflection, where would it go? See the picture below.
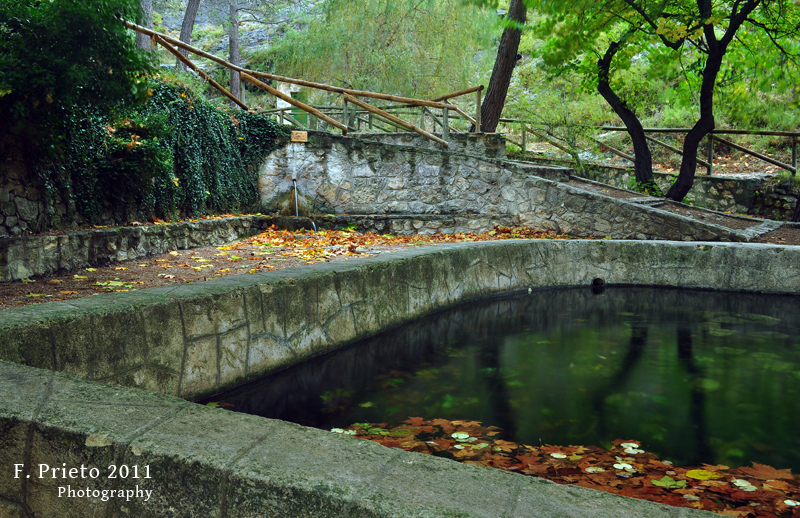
[210,287,800,470]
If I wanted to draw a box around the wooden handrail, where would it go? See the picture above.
[431,85,484,102]
[153,36,249,111]
[601,126,800,138]
[343,94,448,147]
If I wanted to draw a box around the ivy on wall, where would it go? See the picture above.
[39,74,290,226]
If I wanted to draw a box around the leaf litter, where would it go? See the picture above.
[0,224,570,309]
[331,418,800,517]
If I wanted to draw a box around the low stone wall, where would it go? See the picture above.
[0,215,317,282]
[259,132,769,241]
[534,157,798,220]
[1,239,798,402]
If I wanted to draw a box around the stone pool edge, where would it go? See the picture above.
[2,239,799,400]
[2,238,796,517]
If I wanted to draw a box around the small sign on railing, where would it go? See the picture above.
[291,131,308,143]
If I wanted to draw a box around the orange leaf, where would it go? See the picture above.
[736,463,793,481]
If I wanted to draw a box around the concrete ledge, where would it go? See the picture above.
[2,240,800,400]
[0,360,715,517]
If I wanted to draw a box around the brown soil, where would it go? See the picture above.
[563,180,648,200]
[656,202,763,230]
[753,226,800,245]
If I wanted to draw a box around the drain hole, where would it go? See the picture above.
[592,278,605,287]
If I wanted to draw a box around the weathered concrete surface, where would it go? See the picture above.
[0,360,716,518]
[2,239,800,400]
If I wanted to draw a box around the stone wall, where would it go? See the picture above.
[1,239,797,401]
[259,132,765,242]
[0,216,308,282]
[534,157,799,220]
[0,131,68,236]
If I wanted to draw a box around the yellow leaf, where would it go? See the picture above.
[115,267,128,270]
[219,268,231,272]
[73,275,88,280]
[59,291,78,295]
[138,264,148,267]
[686,469,723,480]
[168,251,179,256]
[85,268,97,272]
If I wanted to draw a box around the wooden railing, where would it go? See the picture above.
[498,119,800,177]
[124,21,483,148]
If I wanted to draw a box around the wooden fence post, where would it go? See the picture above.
[706,135,714,175]
[475,88,482,132]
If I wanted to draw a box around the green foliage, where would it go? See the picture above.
[259,0,496,99]
[0,0,153,126]
[39,75,290,225]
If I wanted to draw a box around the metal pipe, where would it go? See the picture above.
[293,179,299,218]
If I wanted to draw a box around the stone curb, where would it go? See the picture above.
[0,360,716,518]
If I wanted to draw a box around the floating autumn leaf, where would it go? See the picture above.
[686,469,724,481]
[59,291,78,295]
[73,275,88,280]
[736,462,794,480]
[48,279,64,284]
[169,251,179,256]
[25,294,49,298]
[651,476,687,489]
[85,268,97,272]
[732,479,758,492]
[115,267,128,270]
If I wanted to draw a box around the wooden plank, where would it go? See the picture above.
[711,135,796,173]
[431,85,483,102]
[239,73,348,134]
[343,94,448,148]
[154,35,248,111]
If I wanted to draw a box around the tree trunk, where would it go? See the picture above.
[228,0,241,109]
[597,37,659,194]
[665,0,761,201]
[665,48,721,201]
[478,0,526,133]
[135,0,153,50]
[177,0,202,71]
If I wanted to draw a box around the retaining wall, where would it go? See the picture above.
[0,215,318,282]
[534,157,798,220]
[258,132,770,241]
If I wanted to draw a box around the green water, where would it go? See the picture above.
[214,287,800,471]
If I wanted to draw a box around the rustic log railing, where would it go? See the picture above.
[498,118,800,177]
[123,20,484,148]
[600,127,800,176]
